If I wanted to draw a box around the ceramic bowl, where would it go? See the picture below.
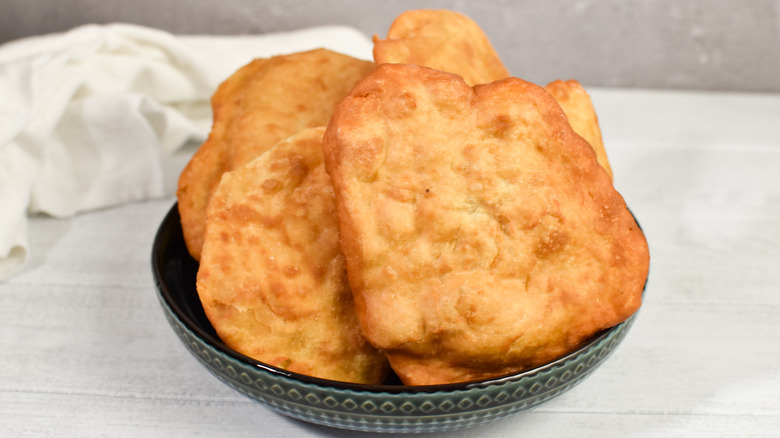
[152,203,641,433]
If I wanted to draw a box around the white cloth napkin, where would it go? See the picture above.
[0,23,373,281]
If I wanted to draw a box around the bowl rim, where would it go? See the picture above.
[153,201,637,394]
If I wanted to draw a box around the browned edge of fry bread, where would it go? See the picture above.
[545,79,613,180]
[373,9,509,86]
[177,49,374,260]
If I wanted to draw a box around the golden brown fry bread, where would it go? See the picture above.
[373,10,613,179]
[545,79,613,179]
[323,64,649,386]
[196,127,388,384]
[373,9,509,86]
[177,49,374,261]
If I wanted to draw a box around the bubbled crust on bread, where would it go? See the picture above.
[323,64,649,385]
[373,9,509,86]
[177,49,374,261]
[196,127,388,384]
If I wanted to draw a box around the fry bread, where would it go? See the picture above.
[177,49,374,260]
[545,79,613,179]
[373,9,509,86]
[323,64,649,385]
[372,10,611,178]
[196,127,388,384]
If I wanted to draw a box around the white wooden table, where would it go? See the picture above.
[2,88,779,437]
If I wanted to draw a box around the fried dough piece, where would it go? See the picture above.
[372,11,611,178]
[372,9,509,86]
[545,79,613,179]
[196,127,388,384]
[177,49,374,260]
[323,64,649,385]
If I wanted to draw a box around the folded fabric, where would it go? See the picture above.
[0,23,372,281]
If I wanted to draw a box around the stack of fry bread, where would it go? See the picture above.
[177,10,650,386]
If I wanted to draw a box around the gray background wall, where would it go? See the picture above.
[2,0,779,92]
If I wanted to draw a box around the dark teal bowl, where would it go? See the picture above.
[152,202,640,433]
